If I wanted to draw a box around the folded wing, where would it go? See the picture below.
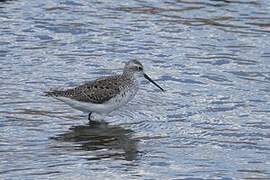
[45,75,122,104]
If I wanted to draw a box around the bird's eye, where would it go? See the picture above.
[138,67,143,71]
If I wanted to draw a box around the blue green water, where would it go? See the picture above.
[0,0,270,179]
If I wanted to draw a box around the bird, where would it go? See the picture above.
[45,60,164,122]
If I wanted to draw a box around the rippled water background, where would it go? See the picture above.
[1,0,270,179]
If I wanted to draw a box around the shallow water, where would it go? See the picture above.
[1,0,270,179]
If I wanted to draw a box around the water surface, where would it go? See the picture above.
[0,0,270,179]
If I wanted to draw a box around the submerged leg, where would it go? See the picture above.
[88,112,92,121]
[88,113,99,126]
[88,113,106,126]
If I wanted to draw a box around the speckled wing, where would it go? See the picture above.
[45,75,122,104]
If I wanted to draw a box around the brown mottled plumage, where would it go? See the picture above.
[45,75,133,104]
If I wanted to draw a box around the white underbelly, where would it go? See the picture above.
[106,84,138,112]
[54,97,112,114]
[54,84,138,115]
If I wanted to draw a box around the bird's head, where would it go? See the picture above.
[124,59,164,92]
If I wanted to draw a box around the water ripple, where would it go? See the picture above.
[1,0,270,179]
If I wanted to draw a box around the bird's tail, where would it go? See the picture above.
[44,90,63,97]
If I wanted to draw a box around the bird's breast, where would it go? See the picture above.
[108,79,139,108]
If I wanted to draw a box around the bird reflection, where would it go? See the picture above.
[52,121,138,161]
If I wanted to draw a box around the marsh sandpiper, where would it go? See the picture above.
[45,60,164,121]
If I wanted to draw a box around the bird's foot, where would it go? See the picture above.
[88,112,107,126]
[88,112,92,120]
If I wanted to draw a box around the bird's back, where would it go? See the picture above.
[45,74,135,104]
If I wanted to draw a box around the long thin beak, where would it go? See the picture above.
[144,73,165,92]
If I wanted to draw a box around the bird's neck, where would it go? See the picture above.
[122,70,135,79]
[122,71,139,86]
